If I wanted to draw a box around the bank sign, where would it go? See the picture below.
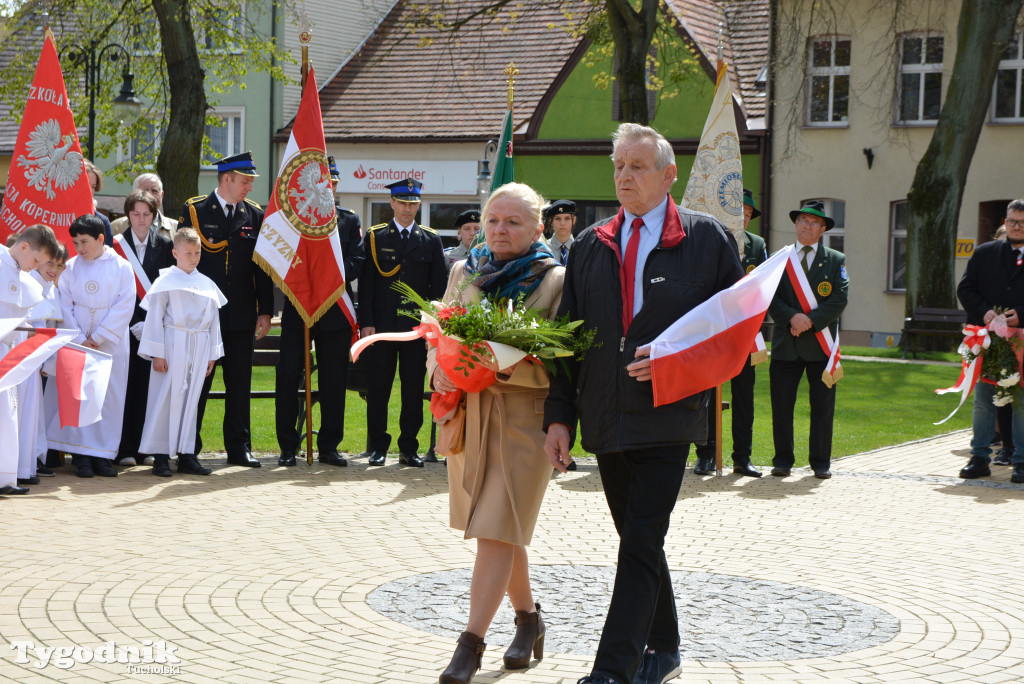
[336,159,477,196]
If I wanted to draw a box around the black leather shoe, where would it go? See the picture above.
[693,455,715,475]
[0,485,29,495]
[72,455,94,478]
[634,647,682,684]
[17,476,40,485]
[959,456,991,479]
[36,460,55,477]
[178,454,212,476]
[319,451,348,467]
[422,450,438,463]
[226,450,261,467]
[1012,463,1024,483]
[152,455,173,478]
[771,467,791,477]
[813,469,832,479]
[91,457,118,477]
[278,450,297,467]
[577,677,618,684]
[399,451,424,467]
[566,459,578,471]
[993,448,1013,466]
[367,450,387,466]
[733,460,762,478]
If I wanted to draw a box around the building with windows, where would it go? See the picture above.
[771,0,1024,345]
[300,0,769,244]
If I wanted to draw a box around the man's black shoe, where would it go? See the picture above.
[733,459,762,478]
[959,456,991,479]
[178,454,212,476]
[367,450,387,466]
[993,448,1013,466]
[566,459,578,471]
[422,450,438,463]
[226,450,261,467]
[36,459,55,477]
[152,455,173,478]
[17,476,40,485]
[278,450,298,467]
[91,457,118,477]
[577,677,618,684]
[0,485,29,495]
[770,467,791,477]
[633,647,682,684]
[1012,463,1024,484]
[319,451,348,467]
[72,455,94,478]
[813,469,832,479]
[693,455,715,475]
[399,452,424,467]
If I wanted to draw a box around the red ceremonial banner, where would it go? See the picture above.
[0,30,93,253]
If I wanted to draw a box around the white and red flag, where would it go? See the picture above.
[47,342,112,428]
[648,246,793,407]
[0,327,77,392]
[254,66,355,331]
[110,233,152,300]
[0,29,93,253]
[781,247,843,387]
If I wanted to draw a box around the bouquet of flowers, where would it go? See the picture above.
[391,281,595,393]
[965,313,1023,407]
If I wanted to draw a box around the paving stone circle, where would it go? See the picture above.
[366,564,899,661]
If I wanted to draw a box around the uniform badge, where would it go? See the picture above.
[817,281,832,297]
[840,265,848,280]
[85,280,100,294]
[240,226,256,239]
[746,264,756,274]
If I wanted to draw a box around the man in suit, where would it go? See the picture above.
[359,178,447,467]
[276,157,366,468]
[693,188,769,477]
[543,199,576,266]
[111,173,178,240]
[545,123,742,684]
[178,151,274,467]
[114,189,175,467]
[956,198,1024,484]
[768,200,849,480]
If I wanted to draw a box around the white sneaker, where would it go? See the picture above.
[119,456,137,466]
[142,456,155,465]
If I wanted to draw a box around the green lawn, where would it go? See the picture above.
[200,356,971,467]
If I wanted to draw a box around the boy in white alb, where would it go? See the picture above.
[138,228,226,477]
[16,243,68,485]
[47,215,136,478]
[0,224,61,495]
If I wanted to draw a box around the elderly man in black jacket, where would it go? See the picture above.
[956,198,1024,484]
[544,123,742,684]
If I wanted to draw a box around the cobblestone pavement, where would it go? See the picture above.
[2,429,1023,683]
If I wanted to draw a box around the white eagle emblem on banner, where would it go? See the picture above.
[17,118,84,201]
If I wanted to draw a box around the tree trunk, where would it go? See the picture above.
[151,0,207,215]
[606,0,659,125]
[905,0,1024,344]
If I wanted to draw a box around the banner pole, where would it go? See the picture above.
[299,14,314,467]
[715,384,723,476]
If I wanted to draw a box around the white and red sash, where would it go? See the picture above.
[111,233,152,301]
[784,248,842,387]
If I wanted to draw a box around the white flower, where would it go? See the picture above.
[998,373,1021,388]
[993,392,1014,406]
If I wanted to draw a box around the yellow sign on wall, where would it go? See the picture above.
[956,239,975,258]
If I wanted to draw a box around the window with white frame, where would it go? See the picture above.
[889,200,908,291]
[897,33,943,124]
[993,33,1024,122]
[202,109,244,167]
[806,36,850,125]
[801,198,846,253]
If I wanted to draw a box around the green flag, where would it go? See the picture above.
[490,109,514,191]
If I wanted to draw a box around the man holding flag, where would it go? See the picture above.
[768,200,848,479]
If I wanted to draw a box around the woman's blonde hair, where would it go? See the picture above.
[482,182,546,228]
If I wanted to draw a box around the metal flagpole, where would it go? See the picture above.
[715,23,725,476]
[300,17,315,467]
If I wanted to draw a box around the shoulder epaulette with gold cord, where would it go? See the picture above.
[179,195,206,224]
[370,226,401,278]
[244,197,262,210]
[368,223,388,232]
[188,202,230,275]
[420,225,436,235]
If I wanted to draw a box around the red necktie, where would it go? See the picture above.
[623,217,643,329]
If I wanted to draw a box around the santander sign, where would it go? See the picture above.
[336,159,475,196]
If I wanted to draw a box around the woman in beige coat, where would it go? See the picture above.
[430,183,565,684]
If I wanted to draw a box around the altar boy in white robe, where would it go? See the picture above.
[47,215,136,478]
[138,228,225,477]
[16,243,68,485]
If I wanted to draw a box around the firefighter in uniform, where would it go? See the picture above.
[359,178,447,467]
[276,157,366,467]
[178,151,274,467]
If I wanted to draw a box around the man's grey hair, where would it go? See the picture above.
[610,123,676,171]
[1008,199,1024,214]
[132,172,164,194]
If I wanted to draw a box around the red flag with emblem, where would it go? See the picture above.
[0,30,93,253]
[253,66,352,329]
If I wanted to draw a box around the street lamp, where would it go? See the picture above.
[60,38,142,161]
[476,138,498,207]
